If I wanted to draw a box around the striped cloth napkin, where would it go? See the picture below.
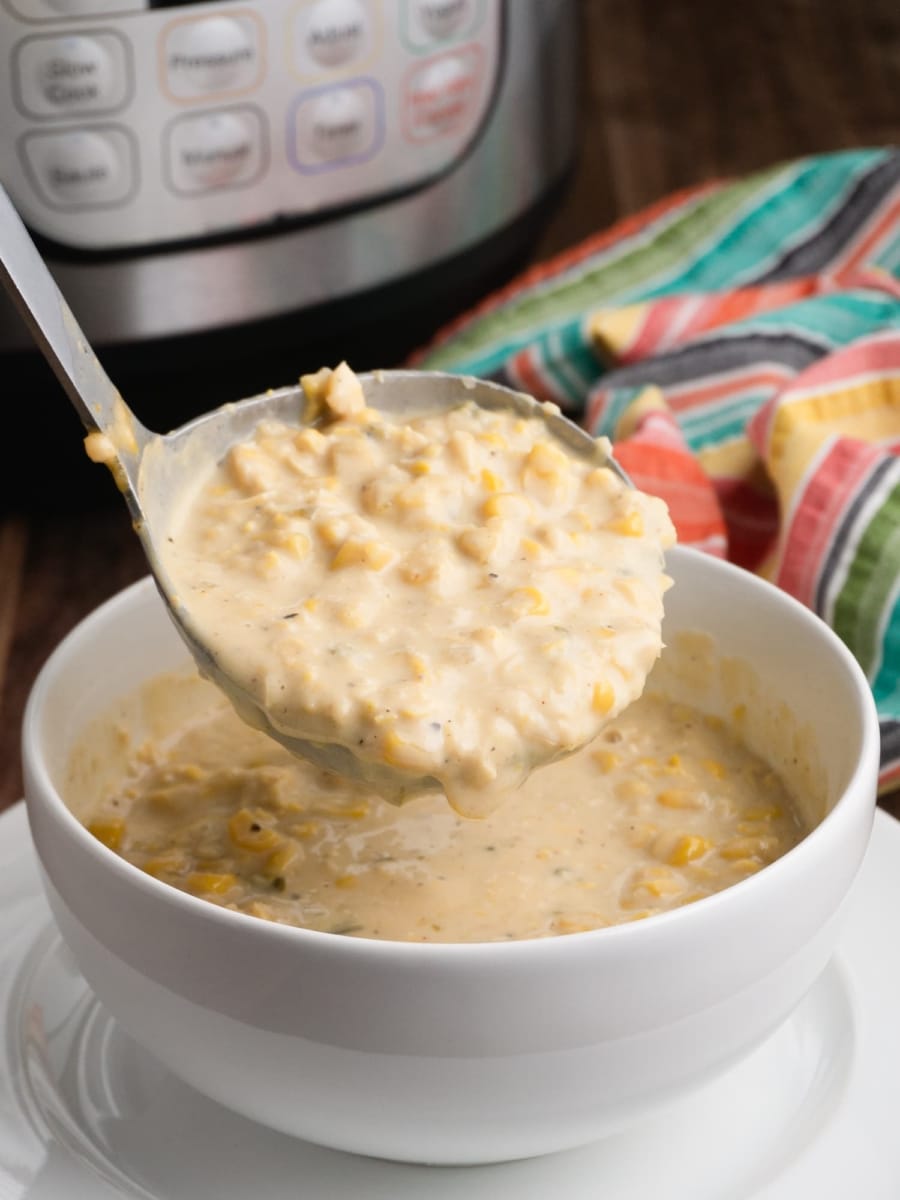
[410,148,900,797]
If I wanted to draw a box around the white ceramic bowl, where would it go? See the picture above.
[22,546,880,1165]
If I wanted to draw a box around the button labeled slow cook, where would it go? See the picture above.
[14,31,131,118]
[165,108,267,194]
[288,79,383,172]
[162,13,264,100]
[20,126,136,209]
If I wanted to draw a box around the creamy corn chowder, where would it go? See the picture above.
[158,364,675,817]
[70,670,806,943]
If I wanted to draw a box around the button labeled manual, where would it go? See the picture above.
[166,108,267,194]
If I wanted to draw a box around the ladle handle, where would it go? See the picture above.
[0,186,149,445]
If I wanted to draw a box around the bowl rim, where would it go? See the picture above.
[22,545,882,962]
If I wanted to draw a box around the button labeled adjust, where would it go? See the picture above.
[290,0,377,75]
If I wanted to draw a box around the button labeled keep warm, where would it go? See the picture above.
[404,46,483,141]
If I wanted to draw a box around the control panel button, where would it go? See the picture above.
[417,0,475,40]
[288,79,383,172]
[402,0,481,51]
[45,1,144,12]
[404,46,483,141]
[290,0,377,75]
[165,107,267,194]
[162,14,264,100]
[305,0,367,66]
[14,31,131,118]
[20,126,136,208]
[5,0,146,16]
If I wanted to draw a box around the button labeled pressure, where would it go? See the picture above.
[162,14,264,100]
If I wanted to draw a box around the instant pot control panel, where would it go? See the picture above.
[0,0,502,251]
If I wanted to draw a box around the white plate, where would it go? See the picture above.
[2,800,900,1200]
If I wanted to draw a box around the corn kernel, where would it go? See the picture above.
[274,531,310,559]
[334,874,358,889]
[227,444,267,492]
[477,431,508,449]
[520,536,545,560]
[407,653,429,678]
[606,510,645,537]
[293,427,327,454]
[731,858,763,876]
[331,538,393,571]
[592,749,620,773]
[457,526,496,563]
[656,788,702,810]
[667,835,712,866]
[481,468,505,492]
[551,917,599,934]
[641,876,683,898]
[525,441,568,478]
[316,518,345,547]
[408,460,431,475]
[228,810,282,852]
[586,466,617,491]
[616,779,650,801]
[592,681,616,714]
[482,493,530,520]
[511,587,550,617]
[87,818,125,851]
[291,821,320,839]
[142,853,189,878]
[703,758,727,779]
[263,843,300,880]
[381,730,431,772]
[743,805,783,821]
[720,834,778,862]
[187,872,238,896]
[553,566,582,586]
[260,550,280,575]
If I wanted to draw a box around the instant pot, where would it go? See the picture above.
[0,0,579,505]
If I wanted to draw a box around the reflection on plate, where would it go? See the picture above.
[2,803,900,1199]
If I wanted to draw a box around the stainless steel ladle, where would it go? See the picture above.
[0,185,631,794]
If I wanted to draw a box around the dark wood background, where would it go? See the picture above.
[3,0,900,816]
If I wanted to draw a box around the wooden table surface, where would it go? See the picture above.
[3,0,900,817]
